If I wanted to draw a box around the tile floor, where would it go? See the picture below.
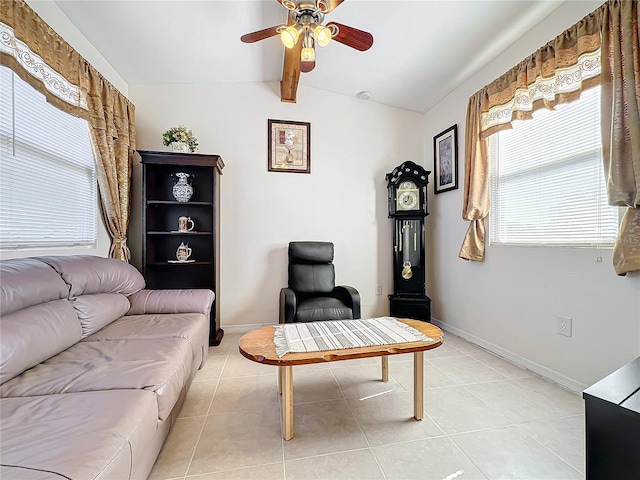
[149,332,586,480]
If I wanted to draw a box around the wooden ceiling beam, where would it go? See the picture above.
[280,41,301,103]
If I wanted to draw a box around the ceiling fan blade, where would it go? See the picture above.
[281,40,302,102]
[301,60,316,73]
[326,22,373,51]
[317,0,345,13]
[241,25,281,43]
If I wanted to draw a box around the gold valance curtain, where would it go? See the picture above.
[459,0,640,275]
[0,0,135,261]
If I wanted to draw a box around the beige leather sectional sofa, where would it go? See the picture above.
[0,255,214,479]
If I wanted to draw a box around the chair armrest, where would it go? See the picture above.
[334,286,361,319]
[127,289,214,317]
[280,288,297,324]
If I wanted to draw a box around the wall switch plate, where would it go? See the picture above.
[557,315,572,337]
[375,284,382,295]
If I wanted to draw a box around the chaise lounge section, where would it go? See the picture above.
[0,255,213,479]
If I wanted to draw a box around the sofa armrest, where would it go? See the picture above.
[334,286,361,319]
[279,288,297,324]
[127,289,214,317]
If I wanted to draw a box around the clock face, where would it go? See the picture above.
[397,180,420,211]
[398,190,419,210]
[388,170,428,217]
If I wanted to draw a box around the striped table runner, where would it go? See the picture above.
[274,317,433,357]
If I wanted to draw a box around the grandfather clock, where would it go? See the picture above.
[386,161,431,322]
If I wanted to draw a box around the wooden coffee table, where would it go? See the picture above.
[238,318,443,440]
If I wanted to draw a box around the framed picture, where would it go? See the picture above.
[433,124,458,194]
[268,119,311,173]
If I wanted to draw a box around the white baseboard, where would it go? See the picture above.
[222,323,275,334]
[431,317,588,394]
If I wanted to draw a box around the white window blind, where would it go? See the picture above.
[0,66,97,249]
[490,86,619,247]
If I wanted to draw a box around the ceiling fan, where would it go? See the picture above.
[240,0,374,103]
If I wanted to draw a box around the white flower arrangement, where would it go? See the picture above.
[162,125,198,152]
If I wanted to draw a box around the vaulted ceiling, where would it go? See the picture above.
[53,0,565,113]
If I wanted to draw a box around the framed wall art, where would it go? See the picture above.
[433,124,458,194]
[268,119,311,173]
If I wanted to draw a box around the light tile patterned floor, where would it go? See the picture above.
[148,332,585,480]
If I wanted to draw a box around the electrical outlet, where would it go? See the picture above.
[375,284,382,295]
[557,315,572,337]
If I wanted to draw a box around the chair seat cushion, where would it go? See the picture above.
[295,297,353,322]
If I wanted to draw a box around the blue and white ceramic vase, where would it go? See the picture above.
[172,172,194,202]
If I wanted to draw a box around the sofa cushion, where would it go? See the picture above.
[0,466,61,479]
[0,337,192,421]
[36,255,145,297]
[0,300,82,385]
[84,312,208,368]
[72,293,131,338]
[128,288,214,317]
[0,257,68,316]
[0,390,158,480]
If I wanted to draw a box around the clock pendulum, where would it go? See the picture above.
[385,161,431,322]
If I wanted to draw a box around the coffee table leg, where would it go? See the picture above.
[278,366,283,395]
[282,365,294,440]
[413,351,424,420]
[381,356,389,382]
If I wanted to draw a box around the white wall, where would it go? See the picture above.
[26,0,128,95]
[1,1,128,260]
[424,0,640,390]
[129,82,425,329]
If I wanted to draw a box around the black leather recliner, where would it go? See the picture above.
[279,241,361,324]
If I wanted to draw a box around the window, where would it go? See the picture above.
[489,86,619,247]
[0,66,97,249]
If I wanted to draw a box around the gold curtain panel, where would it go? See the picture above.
[460,0,640,275]
[1,0,136,261]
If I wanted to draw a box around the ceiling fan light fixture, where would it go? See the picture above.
[281,25,301,48]
[313,24,332,47]
[282,0,297,10]
[301,46,316,62]
[317,0,329,13]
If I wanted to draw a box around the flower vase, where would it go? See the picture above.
[171,141,191,153]
[172,172,194,202]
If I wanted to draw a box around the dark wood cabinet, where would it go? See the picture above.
[134,150,224,345]
[389,294,431,322]
[583,356,640,479]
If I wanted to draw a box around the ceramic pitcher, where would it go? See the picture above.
[176,242,192,262]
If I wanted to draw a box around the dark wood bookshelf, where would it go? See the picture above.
[133,150,224,345]
[147,232,213,236]
[147,200,213,206]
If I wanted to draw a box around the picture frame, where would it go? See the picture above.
[268,119,311,174]
[433,124,458,194]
